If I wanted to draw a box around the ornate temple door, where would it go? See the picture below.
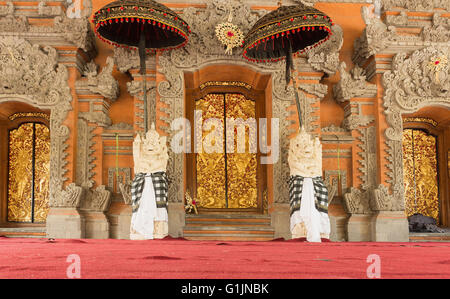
[195,93,259,211]
[7,122,50,223]
[402,129,440,223]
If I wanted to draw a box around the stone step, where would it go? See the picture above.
[0,227,46,238]
[409,232,450,242]
[183,214,274,241]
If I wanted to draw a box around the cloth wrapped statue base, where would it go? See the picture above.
[130,124,169,240]
[288,127,330,242]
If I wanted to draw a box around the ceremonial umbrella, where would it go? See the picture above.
[92,0,190,132]
[243,2,334,127]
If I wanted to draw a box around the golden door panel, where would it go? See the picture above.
[195,93,258,209]
[33,124,50,223]
[225,93,257,209]
[196,94,226,208]
[402,129,439,222]
[8,123,34,222]
[7,122,50,223]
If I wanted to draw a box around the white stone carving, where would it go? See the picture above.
[288,127,323,177]
[334,62,377,103]
[133,123,169,174]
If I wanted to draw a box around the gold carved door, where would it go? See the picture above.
[402,129,439,223]
[7,122,50,223]
[195,93,258,210]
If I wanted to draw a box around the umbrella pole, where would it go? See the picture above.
[139,28,148,133]
[292,71,303,129]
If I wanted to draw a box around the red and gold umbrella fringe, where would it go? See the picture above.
[242,24,333,63]
[93,17,189,52]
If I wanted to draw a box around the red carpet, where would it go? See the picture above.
[0,236,449,279]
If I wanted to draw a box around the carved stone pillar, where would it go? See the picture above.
[343,187,373,241]
[168,202,185,238]
[80,186,112,239]
[46,184,86,239]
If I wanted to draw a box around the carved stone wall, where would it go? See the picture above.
[382,45,450,211]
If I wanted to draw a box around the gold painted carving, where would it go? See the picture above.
[195,93,257,209]
[199,81,252,90]
[402,129,439,222]
[8,123,50,222]
[403,117,438,127]
[8,112,50,121]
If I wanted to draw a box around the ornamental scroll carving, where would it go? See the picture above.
[382,45,450,211]
[0,36,76,208]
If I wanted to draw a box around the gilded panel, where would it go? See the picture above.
[33,124,50,223]
[225,93,257,209]
[402,129,439,222]
[196,94,226,208]
[7,123,34,222]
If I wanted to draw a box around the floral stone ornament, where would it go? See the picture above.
[215,5,244,55]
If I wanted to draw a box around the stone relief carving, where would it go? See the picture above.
[342,102,375,131]
[79,102,112,128]
[353,5,395,65]
[77,56,120,101]
[107,122,134,131]
[119,182,132,205]
[343,187,371,214]
[76,119,96,189]
[0,2,14,16]
[0,36,75,207]
[334,62,377,103]
[0,0,95,54]
[50,183,84,208]
[38,1,63,16]
[108,168,131,193]
[381,0,450,11]
[371,184,404,211]
[357,126,377,191]
[82,185,112,212]
[382,45,450,211]
[306,24,344,75]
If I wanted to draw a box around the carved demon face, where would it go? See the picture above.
[143,125,167,155]
[289,127,321,160]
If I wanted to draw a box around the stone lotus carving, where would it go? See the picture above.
[133,123,169,174]
[288,127,322,178]
[78,56,119,101]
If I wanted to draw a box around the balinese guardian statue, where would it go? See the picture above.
[288,127,330,242]
[131,123,169,240]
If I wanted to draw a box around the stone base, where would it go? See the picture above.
[329,202,349,242]
[46,207,85,239]
[168,202,185,238]
[371,211,409,242]
[81,211,110,239]
[107,202,132,239]
[347,214,372,241]
[271,203,291,240]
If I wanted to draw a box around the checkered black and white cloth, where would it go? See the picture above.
[288,175,329,216]
[131,172,169,213]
